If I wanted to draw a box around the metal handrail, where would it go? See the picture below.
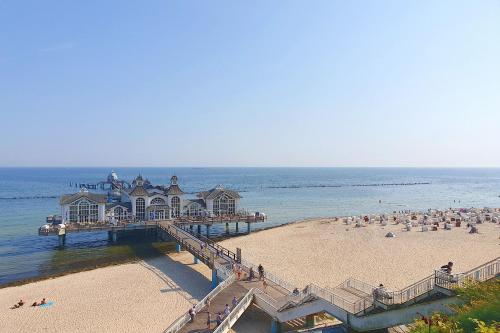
[378,275,434,306]
[179,226,238,261]
[163,273,236,333]
[342,278,377,295]
[240,258,297,292]
[213,288,255,333]
[435,257,499,289]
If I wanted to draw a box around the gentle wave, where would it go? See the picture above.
[267,182,431,189]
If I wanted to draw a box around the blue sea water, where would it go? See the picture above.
[0,167,499,285]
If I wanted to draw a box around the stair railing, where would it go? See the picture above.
[213,288,255,333]
[163,273,236,333]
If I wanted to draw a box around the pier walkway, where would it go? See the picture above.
[158,220,499,333]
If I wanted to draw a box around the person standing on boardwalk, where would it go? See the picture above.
[206,312,212,329]
[248,267,255,281]
[205,296,211,310]
[216,312,223,326]
[224,303,230,317]
[188,305,196,322]
[263,279,268,294]
[232,296,238,309]
[258,264,264,280]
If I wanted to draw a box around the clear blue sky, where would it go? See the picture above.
[1,1,499,167]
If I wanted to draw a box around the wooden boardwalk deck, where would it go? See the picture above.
[177,277,290,333]
[158,220,292,333]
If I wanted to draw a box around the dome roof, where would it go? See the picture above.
[107,170,118,182]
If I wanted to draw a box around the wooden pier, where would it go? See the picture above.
[38,214,266,247]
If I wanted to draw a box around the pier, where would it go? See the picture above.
[38,214,265,245]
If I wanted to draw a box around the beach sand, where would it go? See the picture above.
[221,219,500,290]
[0,252,211,333]
[1,219,498,333]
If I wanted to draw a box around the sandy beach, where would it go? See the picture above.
[0,252,211,333]
[1,217,498,333]
[221,218,500,290]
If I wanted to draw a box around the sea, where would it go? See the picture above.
[1,167,499,286]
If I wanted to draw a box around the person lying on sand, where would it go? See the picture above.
[10,300,24,309]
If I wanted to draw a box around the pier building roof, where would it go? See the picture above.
[184,199,206,208]
[197,185,241,200]
[60,191,108,205]
[165,184,184,195]
[129,185,149,197]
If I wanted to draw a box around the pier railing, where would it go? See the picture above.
[163,273,236,333]
[160,224,213,265]
[435,257,499,290]
[180,226,238,262]
[176,214,266,225]
[342,278,376,296]
[377,275,434,306]
[240,258,296,292]
[213,288,255,333]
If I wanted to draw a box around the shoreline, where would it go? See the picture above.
[3,207,498,289]
[1,218,313,289]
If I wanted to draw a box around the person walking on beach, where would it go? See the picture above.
[206,312,212,329]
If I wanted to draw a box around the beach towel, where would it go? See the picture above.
[39,301,54,308]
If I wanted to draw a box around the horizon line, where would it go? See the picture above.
[1,165,500,169]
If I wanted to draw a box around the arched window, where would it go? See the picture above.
[136,198,145,220]
[114,207,124,220]
[151,197,165,205]
[171,196,180,218]
[213,194,235,216]
[188,204,200,216]
[70,200,99,222]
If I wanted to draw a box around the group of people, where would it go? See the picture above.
[188,295,240,330]
[10,298,46,309]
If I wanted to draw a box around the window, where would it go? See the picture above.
[69,199,99,222]
[151,197,165,205]
[188,204,200,216]
[69,205,78,222]
[171,196,180,218]
[114,207,127,220]
[136,198,145,220]
[213,194,235,216]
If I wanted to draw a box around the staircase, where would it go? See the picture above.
[158,220,499,333]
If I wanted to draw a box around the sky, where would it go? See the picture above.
[1,1,499,167]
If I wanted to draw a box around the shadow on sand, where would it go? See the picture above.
[131,242,212,304]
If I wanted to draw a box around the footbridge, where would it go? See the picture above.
[158,221,499,333]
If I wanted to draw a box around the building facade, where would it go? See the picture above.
[60,174,241,224]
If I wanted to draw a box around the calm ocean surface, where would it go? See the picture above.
[1,167,499,285]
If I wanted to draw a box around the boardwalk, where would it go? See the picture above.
[159,220,499,333]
